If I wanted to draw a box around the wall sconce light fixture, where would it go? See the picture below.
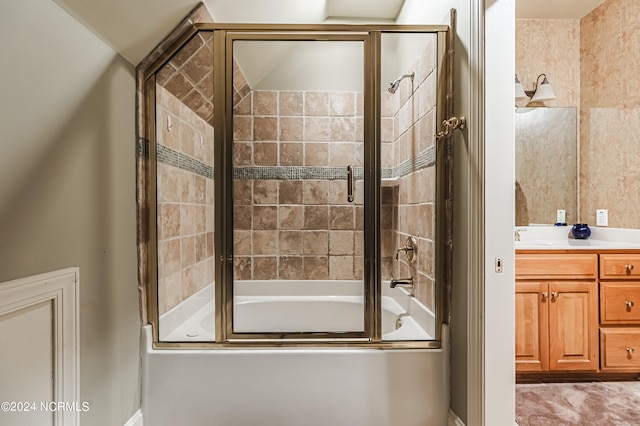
[515,73,556,104]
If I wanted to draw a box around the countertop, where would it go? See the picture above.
[514,226,640,251]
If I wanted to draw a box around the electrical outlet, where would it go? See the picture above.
[596,209,608,227]
[557,210,566,223]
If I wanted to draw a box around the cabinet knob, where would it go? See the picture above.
[551,292,559,301]
[626,347,635,356]
[626,264,635,272]
[541,292,548,301]
[626,301,635,311]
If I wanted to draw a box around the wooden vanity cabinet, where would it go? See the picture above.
[515,281,548,371]
[599,254,640,372]
[515,254,599,372]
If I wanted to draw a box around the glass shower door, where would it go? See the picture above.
[154,31,215,342]
[228,37,367,337]
[379,32,440,342]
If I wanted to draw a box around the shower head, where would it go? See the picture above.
[388,80,401,94]
[387,72,415,94]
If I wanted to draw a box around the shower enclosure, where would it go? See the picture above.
[139,22,454,347]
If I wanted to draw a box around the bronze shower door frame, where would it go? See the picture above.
[141,23,452,349]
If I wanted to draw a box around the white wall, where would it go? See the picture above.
[485,1,516,425]
[381,33,434,87]
[237,41,364,91]
[0,1,141,425]
[396,0,475,423]
[397,1,516,425]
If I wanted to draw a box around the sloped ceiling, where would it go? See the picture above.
[54,0,608,66]
[53,0,199,65]
[53,0,404,65]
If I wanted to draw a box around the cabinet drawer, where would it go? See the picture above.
[600,328,640,371]
[516,254,597,279]
[600,254,640,279]
[600,282,640,324]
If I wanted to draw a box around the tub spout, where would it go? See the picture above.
[390,277,414,289]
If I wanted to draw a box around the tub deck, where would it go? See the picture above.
[159,280,436,342]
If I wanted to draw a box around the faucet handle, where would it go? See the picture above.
[515,228,527,242]
[395,237,417,262]
[395,245,413,260]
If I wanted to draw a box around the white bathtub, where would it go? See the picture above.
[160,280,435,341]
[145,281,447,425]
[142,323,450,425]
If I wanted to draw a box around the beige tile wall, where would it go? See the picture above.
[233,89,365,280]
[156,85,214,314]
[382,36,438,311]
[580,0,640,228]
[157,32,214,125]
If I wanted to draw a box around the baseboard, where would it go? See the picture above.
[448,409,465,426]
[123,409,143,426]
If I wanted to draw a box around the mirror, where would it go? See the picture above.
[515,107,577,226]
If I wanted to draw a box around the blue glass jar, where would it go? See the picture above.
[571,223,591,239]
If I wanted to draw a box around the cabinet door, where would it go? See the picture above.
[515,281,549,372]
[548,281,599,371]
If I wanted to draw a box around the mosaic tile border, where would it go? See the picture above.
[392,144,436,179]
[232,145,436,181]
[156,143,213,179]
[153,142,435,181]
[233,166,364,180]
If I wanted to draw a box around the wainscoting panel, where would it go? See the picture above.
[0,268,79,426]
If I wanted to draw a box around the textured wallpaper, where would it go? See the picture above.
[516,19,581,109]
[580,0,640,228]
[516,3,640,229]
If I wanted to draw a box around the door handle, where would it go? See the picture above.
[347,165,354,203]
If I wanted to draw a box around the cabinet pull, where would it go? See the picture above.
[626,264,635,272]
[626,347,635,355]
[626,301,635,310]
[551,292,558,301]
[541,292,548,301]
